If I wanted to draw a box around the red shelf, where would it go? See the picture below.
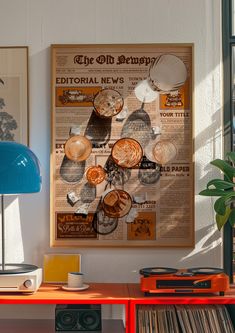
[128,283,235,304]
[0,283,129,333]
[128,283,235,333]
[1,283,235,333]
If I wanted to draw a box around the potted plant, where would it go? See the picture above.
[199,152,235,230]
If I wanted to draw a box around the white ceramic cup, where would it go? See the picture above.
[67,272,84,288]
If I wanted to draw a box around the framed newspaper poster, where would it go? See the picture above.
[0,47,28,144]
[51,44,194,247]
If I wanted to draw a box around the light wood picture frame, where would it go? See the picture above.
[51,44,194,247]
[0,46,28,145]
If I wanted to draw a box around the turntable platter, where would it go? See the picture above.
[187,267,224,275]
[139,267,178,276]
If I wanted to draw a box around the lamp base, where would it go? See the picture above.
[0,264,38,274]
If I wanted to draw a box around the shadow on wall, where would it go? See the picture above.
[179,224,222,266]
[195,106,222,194]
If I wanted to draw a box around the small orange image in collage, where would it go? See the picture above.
[127,212,156,240]
[159,79,190,110]
[56,86,101,107]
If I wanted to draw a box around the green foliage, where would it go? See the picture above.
[199,152,235,230]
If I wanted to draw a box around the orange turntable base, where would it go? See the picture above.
[139,267,229,296]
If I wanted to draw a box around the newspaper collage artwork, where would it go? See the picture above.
[51,44,193,247]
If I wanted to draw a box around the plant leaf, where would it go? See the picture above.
[229,208,235,227]
[199,189,230,196]
[224,174,232,182]
[214,197,226,215]
[207,179,235,190]
[226,152,235,165]
[210,159,235,180]
[216,206,231,231]
[223,191,235,205]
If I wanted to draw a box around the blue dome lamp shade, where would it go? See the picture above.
[0,142,42,274]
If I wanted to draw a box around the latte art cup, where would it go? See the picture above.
[148,54,187,92]
[68,272,84,288]
[152,139,177,165]
[64,135,92,162]
[145,139,177,165]
[111,138,143,168]
[93,88,124,118]
[101,189,132,218]
[85,165,106,185]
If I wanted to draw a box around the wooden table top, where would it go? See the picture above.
[1,283,235,304]
[0,283,130,304]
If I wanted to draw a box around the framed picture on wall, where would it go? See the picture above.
[0,46,28,145]
[51,43,194,247]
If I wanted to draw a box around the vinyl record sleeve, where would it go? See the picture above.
[43,254,81,283]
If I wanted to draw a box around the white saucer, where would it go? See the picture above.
[134,79,158,103]
[61,284,89,291]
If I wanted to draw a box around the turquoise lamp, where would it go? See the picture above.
[0,142,42,273]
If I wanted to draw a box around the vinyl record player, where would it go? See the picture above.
[140,267,229,296]
[0,265,42,293]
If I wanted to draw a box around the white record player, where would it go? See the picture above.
[0,265,42,293]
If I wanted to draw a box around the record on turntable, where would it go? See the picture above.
[187,267,224,275]
[139,267,178,276]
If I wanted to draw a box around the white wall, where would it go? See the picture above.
[0,0,223,285]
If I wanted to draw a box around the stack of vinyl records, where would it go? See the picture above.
[175,305,234,333]
[137,304,235,333]
[137,305,179,333]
